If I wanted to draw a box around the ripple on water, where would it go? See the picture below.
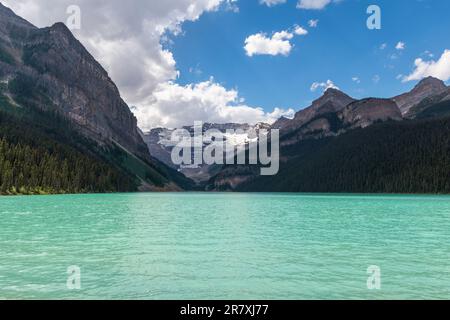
[1,193,450,299]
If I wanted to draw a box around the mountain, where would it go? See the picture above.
[340,98,402,128]
[236,116,450,193]
[207,78,450,192]
[0,3,192,193]
[2,4,450,195]
[143,123,270,184]
[277,93,402,146]
[406,85,450,120]
[393,76,448,115]
[277,79,449,146]
[277,88,355,133]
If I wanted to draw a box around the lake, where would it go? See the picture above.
[1,193,449,299]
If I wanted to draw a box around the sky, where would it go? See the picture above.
[2,0,450,130]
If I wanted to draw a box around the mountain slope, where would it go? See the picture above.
[278,95,402,146]
[237,116,450,193]
[393,77,447,115]
[207,79,450,193]
[143,123,270,184]
[0,3,192,191]
[276,88,355,135]
[0,100,137,194]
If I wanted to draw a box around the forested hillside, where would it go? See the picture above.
[237,117,450,193]
[0,104,138,195]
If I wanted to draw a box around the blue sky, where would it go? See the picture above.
[4,0,450,129]
[168,0,450,112]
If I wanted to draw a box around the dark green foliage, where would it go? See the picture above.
[238,117,450,194]
[0,45,15,65]
[0,104,137,195]
[22,43,52,74]
[1,75,194,193]
[414,100,450,120]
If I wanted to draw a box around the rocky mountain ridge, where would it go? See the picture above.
[0,3,190,191]
[206,77,450,191]
[393,76,448,115]
[274,77,448,146]
[143,122,270,183]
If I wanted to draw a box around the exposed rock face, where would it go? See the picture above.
[340,98,402,129]
[277,88,355,134]
[278,91,402,146]
[271,116,292,129]
[143,123,270,184]
[0,3,148,160]
[393,77,447,115]
[405,85,450,120]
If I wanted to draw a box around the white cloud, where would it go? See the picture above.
[310,80,339,92]
[402,49,450,82]
[2,0,232,127]
[294,25,308,36]
[244,24,310,57]
[380,43,387,50]
[297,0,332,10]
[352,77,361,84]
[308,19,319,28]
[372,74,381,84]
[260,0,286,6]
[244,30,294,57]
[224,0,239,12]
[395,41,405,50]
[134,79,295,130]
[2,0,297,129]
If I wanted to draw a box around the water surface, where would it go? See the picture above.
[1,193,449,299]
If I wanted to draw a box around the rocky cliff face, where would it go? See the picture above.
[340,98,402,129]
[278,90,403,146]
[0,3,193,190]
[277,88,355,134]
[393,77,447,115]
[0,3,148,160]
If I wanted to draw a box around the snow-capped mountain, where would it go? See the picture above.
[142,123,270,183]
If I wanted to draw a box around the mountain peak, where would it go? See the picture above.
[313,87,354,108]
[323,87,343,95]
[415,76,446,90]
[394,76,448,115]
[49,22,72,34]
[0,2,35,29]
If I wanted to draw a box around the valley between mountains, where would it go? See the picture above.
[1,3,450,195]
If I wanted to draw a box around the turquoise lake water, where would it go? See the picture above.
[1,193,449,300]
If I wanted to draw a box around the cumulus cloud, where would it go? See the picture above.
[402,49,450,82]
[297,0,332,10]
[2,0,224,103]
[310,80,339,92]
[294,25,308,36]
[2,0,297,129]
[134,79,295,130]
[244,24,309,57]
[259,0,287,6]
[244,30,294,57]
